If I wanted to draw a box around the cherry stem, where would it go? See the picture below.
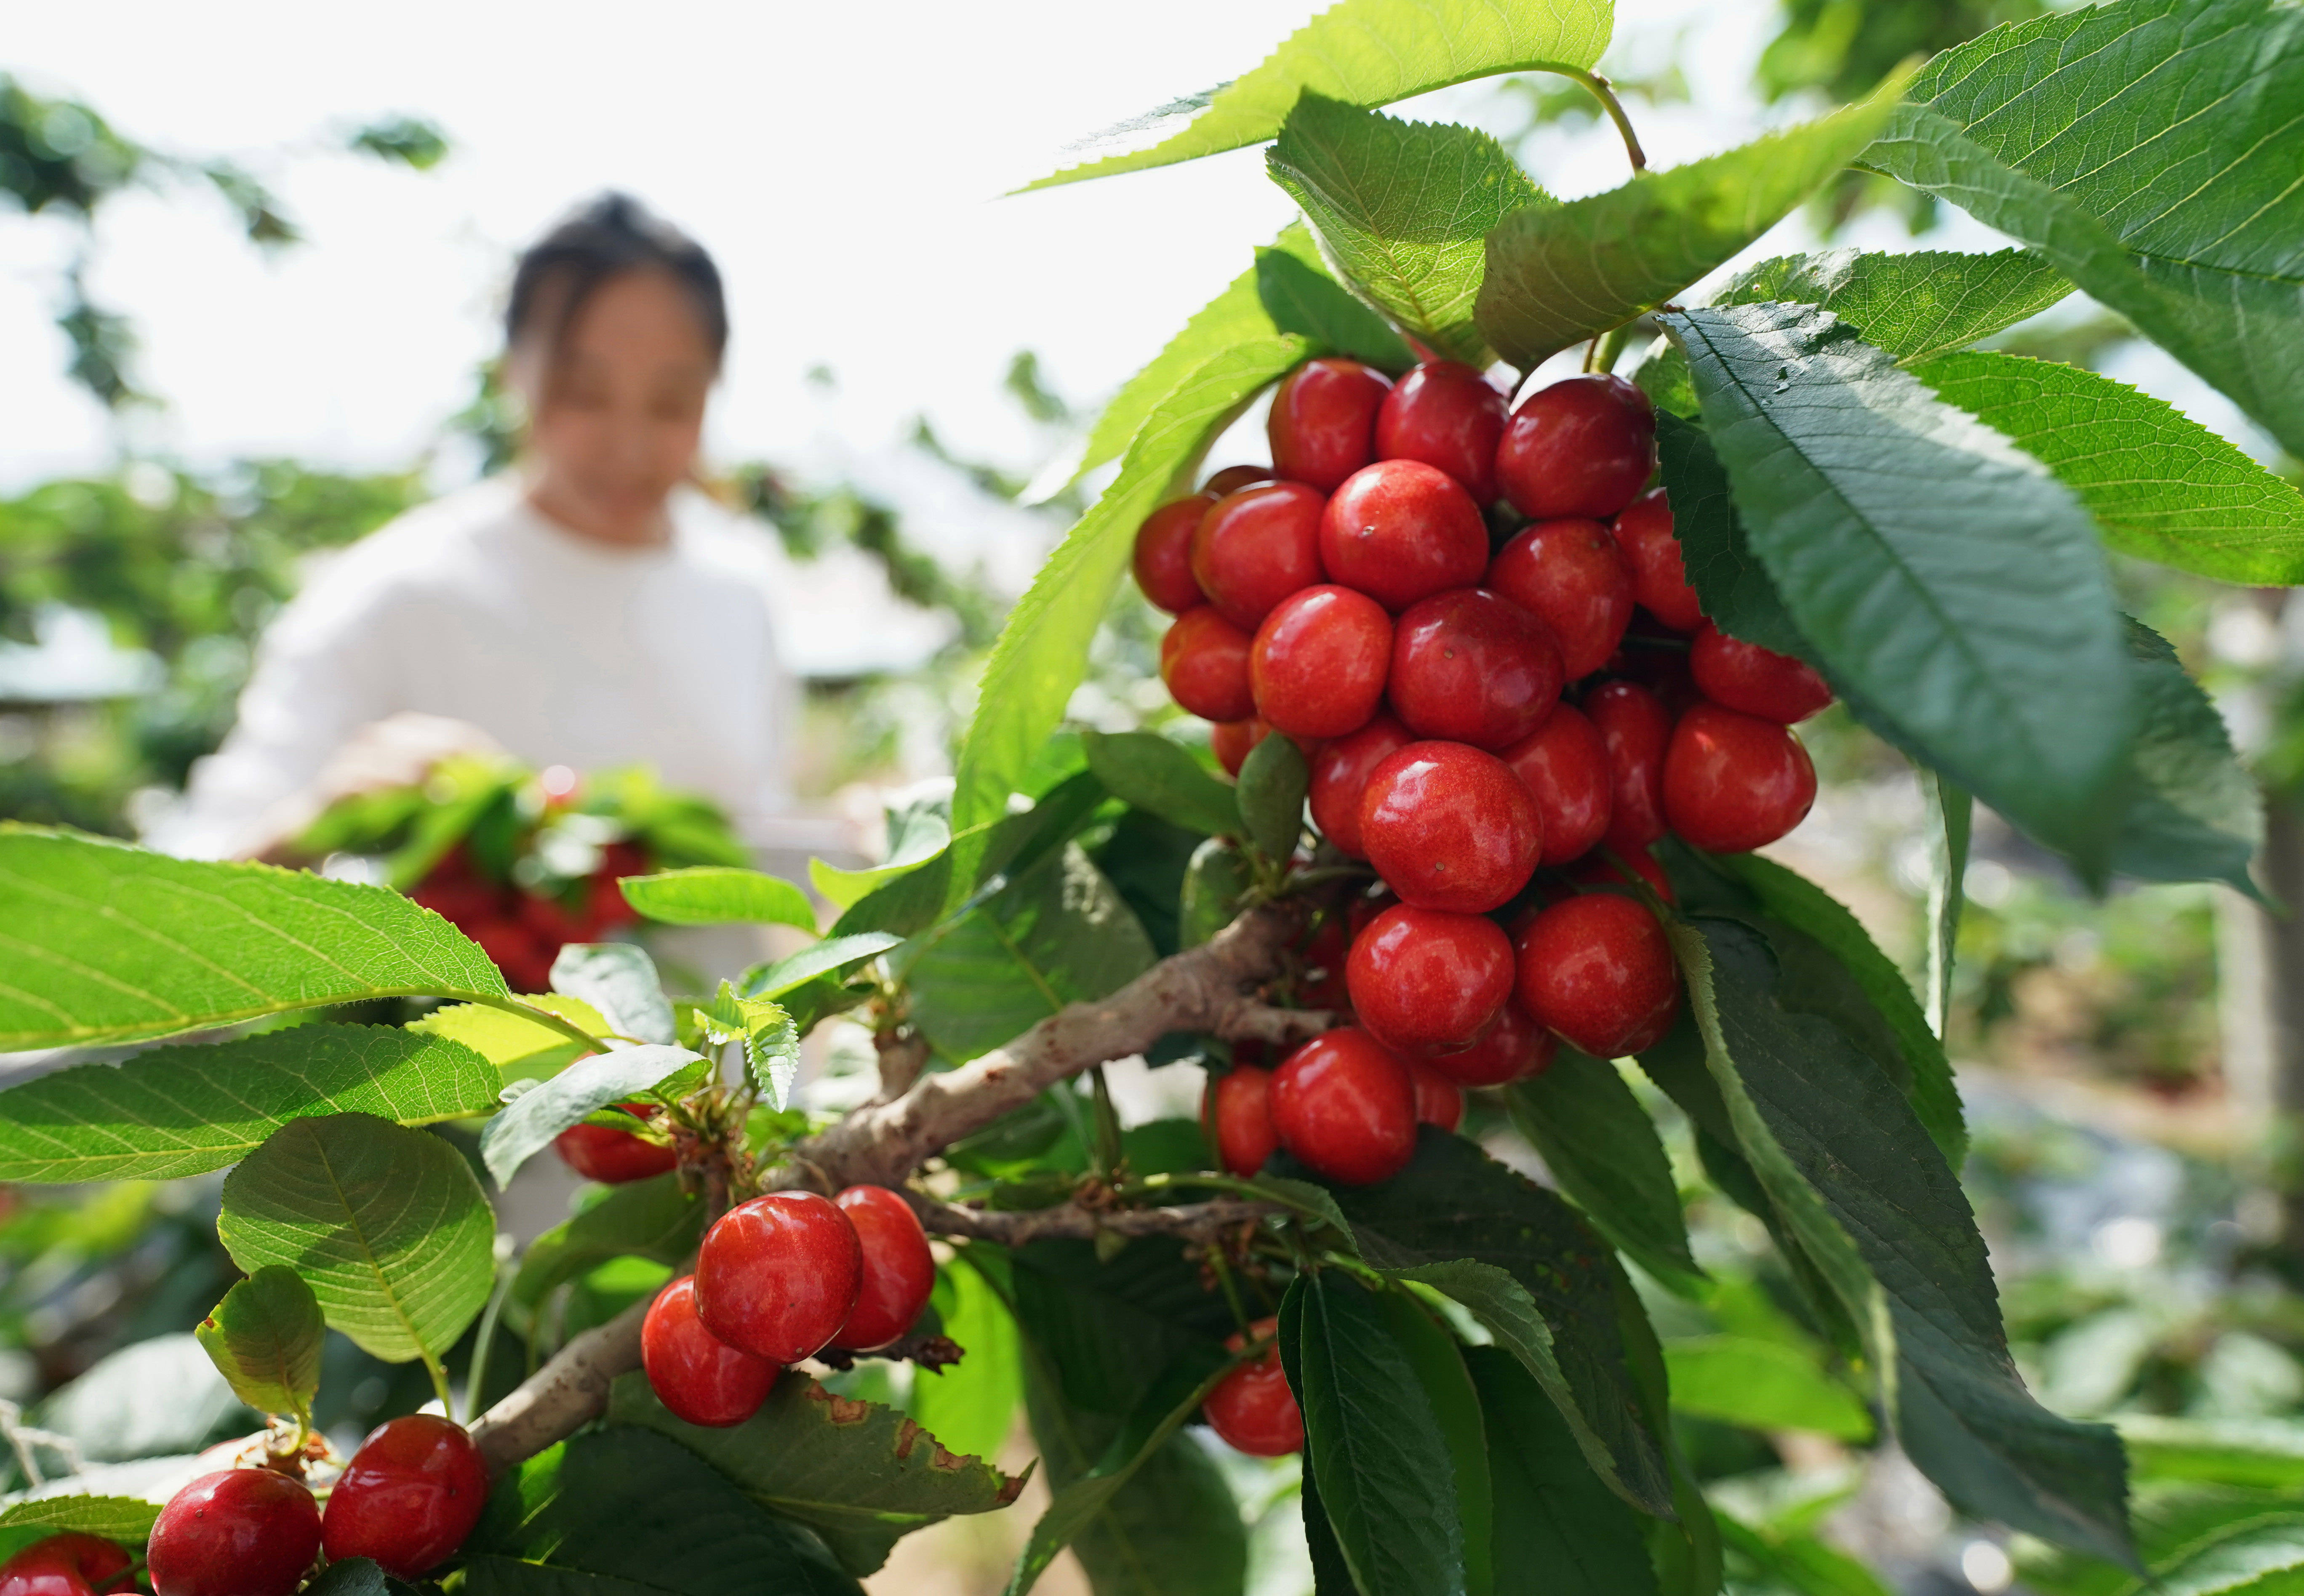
[1550,66,1648,175]
[422,1349,456,1424]
[465,1263,518,1425]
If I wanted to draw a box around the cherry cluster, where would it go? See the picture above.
[640,1186,935,1427]
[1149,357,1833,1194]
[411,838,648,994]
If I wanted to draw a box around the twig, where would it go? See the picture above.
[912,1194,1277,1245]
[871,1027,930,1104]
[468,1297,647,1475]
[813,1330,965,1374]
[1217,1003,1337,1048]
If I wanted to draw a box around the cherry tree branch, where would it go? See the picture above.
[469,1297,647,1475]
[912,1194,1276,1245]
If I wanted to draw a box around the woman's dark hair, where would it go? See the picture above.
[506,192,727,364]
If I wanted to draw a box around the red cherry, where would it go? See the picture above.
[148,1469,320,1596]
[1411,1061,1464,1131]
[1192,482,1327,630]
[642,1274,778,1427]
[1486,519,1635,681]
[1316,459,1489,613]
[1585,681,1671,852]
[583,868,642,937]
[410,872,501,929]
[1515,894,1681,1058]
[519,886,595,948]
[1690,622,1833,723]
[554,1103,677,1183]
[1425,1000,1557,1087]
[1204,1066,1280,1178]
[1388,589,1564,751]
[1375,360,1508,502]
[1308,713,1415,858]
[1345,905,1513,1054]
[833,1186,936,1351]
[1662,703,1818,853]
[1571,845,1677,903]
[465,917,556,994]
[0,1535,131,1596]
[1500,705,1611,867]
[319,1414,490,1578]
[1203,1319,1303,1455]
[1360,741,1543,914]
[1298,912,1352,1010]
[1269,358,1392,493]
[1250,585,1392,739]
[1205,464,1275,496]
[1133,493,1216,614]
[694,1191,863,1364]
[1612,489,1704,632]
[1347,885,1400,943]
[1160,608,1256,722]
[1211,718,1273,778]
[1495,373,1657,522]
[1270,1028,1418,1185]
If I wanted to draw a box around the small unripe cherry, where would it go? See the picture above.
[1612,489,1704,631]
[1270,1028,1419,1185]
[1191,481,1326,631]
[1425,1000,1557,1087]
[1317,459,1490,613]
[1132,493,1217,614]
[1204,464,1274,496]
[1308,713,1415,858]
[1515,894,1681,1058]
[1662,703,1818,853]
[319,1413,490,1578]
[1360,741,1544,914]
[1251,584,1392,738]
[833,1186,936,1351]
[1160,607,1256,723]
[0,1534,131,1596]
[643,1274,779,1427]
[1376,360,1509,502]
[695,1191,863,1365]
[1345,904,1514,1054]
[1486,519,1635,681]
[1269,358,1393,492]
[1388,589,1564,751]
[1203,1318,1303,1455]
[148,1469,320,1596]
[1501,704,1612,867]
[1204,1066,1280,1178]
[1495,374,1656,521]
[1689,622,1833,723]
[1211,718,1273,778]
[1584,681,1672,853]
[554,1102,676,1184]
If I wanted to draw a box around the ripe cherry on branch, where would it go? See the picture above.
[1193,481,1328,630]
[832,1185,936,1352]
[1515,893,1683,1060]
[1133,493,1216,615]
[1205,1063,1281,1178]
[1160,607,1256,723]
[1268,357,1392,492]
[1612,488,1704,633]
[1495,374,1657,522]
[1202,1319,1303,1456]
[1487,518,1637,681]
[695,1191,864,1365]
[1359,740,1543,914]
[320,1414,491,1578]
[1251,584,1393,738]
[148,1469,322,1596]
[1317,458,1490,612]
[1270,1028,1418,1186]
[0,1534,132,1596]
[643,1274,779,1427]
[1345,903,1514,1054]
[1387,588,1564,751]
[554,1102,677,1183]
[1375,361,1508,503]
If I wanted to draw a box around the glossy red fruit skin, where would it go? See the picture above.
[554,1106,677,1184]
[1271,1028,1419,1185]
[0,1534,131,1596]
[1515,894,1681,1058]
[1205,1066,1280,1178]
[1411,1062,1464,1130]
[320,1414,490,1578]
[1203,1319,1303,1455]
[1204,464,1274,496]
[642,1274,778,1427]
[1308,713,1416,858]
[1690,622,1833,723]
[1317,459,1490,613]
[1160,608,1257,723]
[1211,718,1272,778]
[1192,482,1328,630]
[1133,493,1216,614]
[1585,681,1672,852]
[1501,705,1612,867]
[694,1191,864,1364]
[1486,519,1636,681]
[1496,373,1657,522]
[1250,585,1392,738]
[1612,489,1704,631]
[1426,1000,1557,1087]
[1269,358,1393,493]
[148,1469,320,1596]
[1662,703,1819,853]
[1360,741,1544,914]
[1345,905,1514,1053]
[833,1186,936,1351]
[1376,361,1509,502]
[1388,589,1565,751]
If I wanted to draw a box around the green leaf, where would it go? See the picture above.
[195,1265,324,1420]
[1716,248,2073,365]
[741,932,903,1001]
[616,867,819,930]
[2111,618,2266,895]
[1652,411,1808,657]
[1235,733,1310,860]
[1010,1236,1232,1417]
[1267,95,1548,366]
[548,943,674,1045]
[512,1173,704,1309]
[1920,771,1973,1039]
[1178,837,1252,949]
[0,825,507,1049]
[1914,351,2304,587]
[2121,1417,2304,1490]
[1717,1516,1896,1596]
[1464,1345,1658,1596]
[462,1427,863,1595]
[1475,69,1912,370]
[218,1112,495,1365]
[1668,914,2135,1564]
[909,1256,1023,1462]
[409,996,606,1086]
[703,985,800,1106]
[1667,301,2132,871]
[1080,731,1240,839]
[951,336,1310,842]
[1861,0,2304,456]
[1664,1335,1873,1440]
[0,1495,161,1544]
[811,802,952,910]
[610,1372,1024,1578]
[1611,1264,1726,1596]
[0,1024,500,1183]
[477,1043,701,1187]
[301,1559,405,1596]
[1376,1288,1495,1596]
[1508,1052,1701,1291]
[1023,0,1611,190]
[1255,247,1417,372]
[30,1333,253,1463]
